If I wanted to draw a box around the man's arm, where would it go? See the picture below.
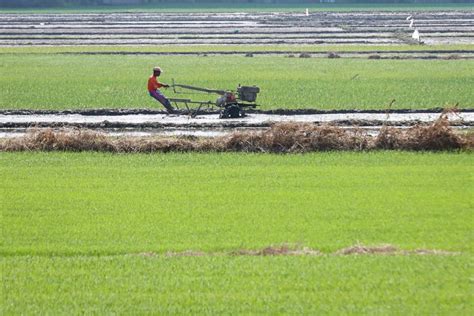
[157,80,170,88]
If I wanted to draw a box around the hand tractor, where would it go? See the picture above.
[169,80,260,118]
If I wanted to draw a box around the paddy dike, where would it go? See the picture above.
[0,11,473,52]
[1,118,471,152]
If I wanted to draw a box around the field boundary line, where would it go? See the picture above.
[0,244,462,258]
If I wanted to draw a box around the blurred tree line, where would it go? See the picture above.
[1,0,472,8]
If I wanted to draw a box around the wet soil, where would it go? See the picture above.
[0,110,472,130]
[0,110,471,138]
[2,107,472,116]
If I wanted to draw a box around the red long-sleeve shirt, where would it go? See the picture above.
[148,75,163,92]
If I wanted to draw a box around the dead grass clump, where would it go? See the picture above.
[375,113,468,151]
[137,252,156,257]
[165,250,206,257]
[374,126,405,149]
[409,249,460,256]
[115,137,199,153]
[1,128,115,152]
[0,128,211,153]
[334,245,460,256]
[328,52,341,59]
[336,244,399,255]
[299,52,311,58]
[222,123,372,153]
[403,117,465,150]
[444,54,461,60]
[368,54,381,59]
[232,244,321,256]
[463,130,474,149]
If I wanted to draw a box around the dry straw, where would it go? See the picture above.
[1,113,472,153]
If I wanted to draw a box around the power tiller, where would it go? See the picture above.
[169,79,260,118]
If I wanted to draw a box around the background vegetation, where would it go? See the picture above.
[2,0,472,9]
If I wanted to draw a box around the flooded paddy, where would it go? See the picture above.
[1,11,473,51]
[0,110,471,138]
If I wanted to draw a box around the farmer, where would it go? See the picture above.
[148,66,175,113]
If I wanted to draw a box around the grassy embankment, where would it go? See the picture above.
[1,49,473,110]
[1,3,472,13]
[1,151,472,313]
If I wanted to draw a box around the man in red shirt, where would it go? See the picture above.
[148,66,175,113]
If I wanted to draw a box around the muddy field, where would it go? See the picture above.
[1,109,472,138]
[1,11,473,55]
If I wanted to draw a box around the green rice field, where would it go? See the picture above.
[1,151,472,313]
[1,48,473,110]
[3,256,470,314]
[2,3,474,312]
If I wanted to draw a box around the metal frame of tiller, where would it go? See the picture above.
[169,79,260,118]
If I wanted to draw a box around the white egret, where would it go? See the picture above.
[412,29,420,42]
